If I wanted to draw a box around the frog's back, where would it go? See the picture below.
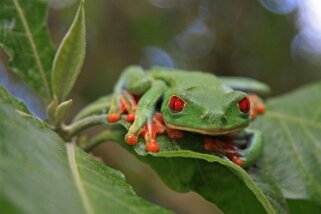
[150,67,231,94]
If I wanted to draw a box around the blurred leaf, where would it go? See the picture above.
[0,0,55,100]
[251,82,321,206]
[52,0,86,101]
[0,84,29,113]
[287,199,321,214]
[0,104,172,213]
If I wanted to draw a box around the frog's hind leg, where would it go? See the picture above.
[204,129,263,167]
[239,129,263,168]
[218,77,271,97]
[107,66,151,123]
[248,94,266,120]
[204,138,244,166]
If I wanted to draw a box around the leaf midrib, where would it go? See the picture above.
[66,143,94,214]
[12,0,50,98]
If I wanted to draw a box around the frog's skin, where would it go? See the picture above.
[107,66,270,167]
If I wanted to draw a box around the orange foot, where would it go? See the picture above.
[248,94,266,120]
[203,138,243,167]
[107,91,137,123]
[125,113,185,153]
[124,113,166,152]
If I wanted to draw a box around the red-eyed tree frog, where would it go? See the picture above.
[107,66,270,167]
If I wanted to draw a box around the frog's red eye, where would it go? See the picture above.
[169,96,185,112]
[239,97,250,113]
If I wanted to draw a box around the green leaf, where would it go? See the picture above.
[52,0,86,101]
[0,84,29,113]
[54,99,73,126]
[287,199,321,214]
[0,104,172,213]
[251,82,321,205]
[88,127,285,214]
[0,0,55,100]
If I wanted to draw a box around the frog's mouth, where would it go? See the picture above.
[165,122,246,136]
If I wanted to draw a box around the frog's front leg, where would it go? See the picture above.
[125,80,167,152]
[107,66,151,123]
[204,129,263,167]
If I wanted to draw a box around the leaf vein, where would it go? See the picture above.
[279,121,321,196]
[83,182,142,214]
[12,0,50,98]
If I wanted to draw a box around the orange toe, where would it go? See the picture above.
[125,134,138,145]
[107,113,120,123]
[146,140,159,152]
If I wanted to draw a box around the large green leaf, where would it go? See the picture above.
[0,84,29,113]
[89,126,286,214]
[0,0,55,100]
[52,0,86,101]
[0,104,172,213]
[251,82,321,206]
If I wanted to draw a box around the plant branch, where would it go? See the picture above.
[82,128,125,152]
[63,114,107,140]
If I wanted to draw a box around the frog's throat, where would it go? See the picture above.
[165,123,245,136]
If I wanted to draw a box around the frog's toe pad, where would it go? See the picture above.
[229,156,244,167]
[125,134,138,145]
[146,140,159,152]
[107,113,120,123]
[126,113,135,122]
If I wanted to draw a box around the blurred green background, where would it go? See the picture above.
[2,0,321,213]
[49,0,321,102]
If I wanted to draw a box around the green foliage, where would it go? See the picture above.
[83,81,321,213]
[252,82,321,206]
[1,0,320,213]
[90,128,282,214]
[0,84,29,113]
[287,200,321,214]
[0,102,172,214]
[52,0,86,102]
[54,99,73,126]
[0,0,55,100]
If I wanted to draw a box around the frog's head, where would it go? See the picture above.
[161,87,251,135]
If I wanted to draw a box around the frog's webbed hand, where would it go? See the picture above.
[107,66,151,123]
[204,129,263,168]
[219,76,270,120]
[125,80,167,152]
